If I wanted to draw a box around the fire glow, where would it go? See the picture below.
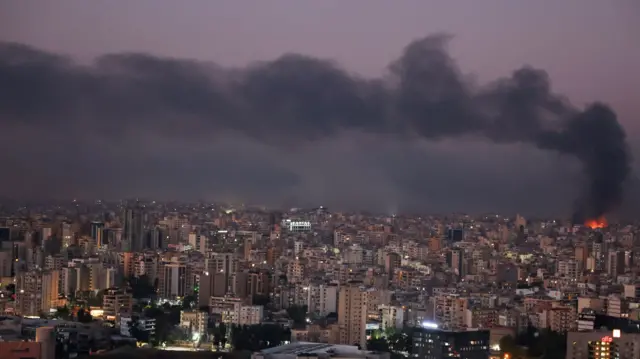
[585,216,608,229]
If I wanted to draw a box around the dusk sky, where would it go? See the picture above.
[1,1,639,217]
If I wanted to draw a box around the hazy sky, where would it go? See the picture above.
[1,1,639,216]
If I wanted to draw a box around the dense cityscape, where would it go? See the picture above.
[2,2,638,359]
[0,200,638,359]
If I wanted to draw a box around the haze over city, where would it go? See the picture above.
[4,3,640,359]
[1,0,639,217]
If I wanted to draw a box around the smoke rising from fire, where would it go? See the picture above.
[0,34,631,218]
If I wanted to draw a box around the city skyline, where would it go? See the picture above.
[1,1,639,217]
[2,3,640,357]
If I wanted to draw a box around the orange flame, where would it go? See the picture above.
[585,216,608,229]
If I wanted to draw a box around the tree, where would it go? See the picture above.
[128,317,150,343]
[67,292,76,305]
[388,330,411,353]
[286,305,308,325]
[252,294,271,306]
[77,308,93,323]
[87,289,104,307]
[229,324,288,351]
[54,306,71,321]
[211,322,228,349]
[182,295,196,310]
[367,337,390,352]
[219,322,228,348]
[125,275,156,299]
[384,327,398,338]
[168,305,181,325]
[536,329,567,359]
[499,335,524,359]
[144,306,169,345]
[211,326,221,348]
[510,327,566,359]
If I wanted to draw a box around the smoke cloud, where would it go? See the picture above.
[0,34,631,219]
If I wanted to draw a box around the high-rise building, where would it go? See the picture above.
[447,228,464,242]
[103,287,133,320]
[40,227,52,249]
[0,249,11,277]
[607,249,626,278]
[198,271,227,307]
[244,238,253,261]
[87,263,116,291]
[188,232,209,254]
[60,222,73,248]
[210,296,243,324]
[147,226,164,250]
[239,305,264,325]
[557,259,579,279]
[338,282,368,348]
[447,248,465,277]
[61,267,77,297]
[123,205,145,252]
[120,252,136,280]
[384,252,401,278]
[232,271,271,301]
[434,294,468,330]
[575,244,589,267]
[180,310,209,335]
[209,253,238,294]
[428,237,442,252]
[15,270,60,316]
[592,234,607,271]
[161,262,187,298]
[0,227,10,244]
[411,325,490,359]
[103,228,121,249]
[566,331,640,359]
[90,222,105,248]
[380,305,405,330]
[307,283,338,316]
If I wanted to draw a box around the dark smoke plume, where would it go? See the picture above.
[0,34,631,219]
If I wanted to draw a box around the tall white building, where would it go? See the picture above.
[88,264,116,291]
[239,305,264,325]
[210,296,243,324]
[307,283,338,316]
[180,310,209,335]
[379,305,404,330]
[159,258,189,298]
[188,232,210,254]
[61,222,73,248]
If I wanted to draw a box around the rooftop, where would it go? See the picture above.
[258,342,361,356]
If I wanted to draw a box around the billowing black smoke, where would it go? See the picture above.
[0,34,631,218]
